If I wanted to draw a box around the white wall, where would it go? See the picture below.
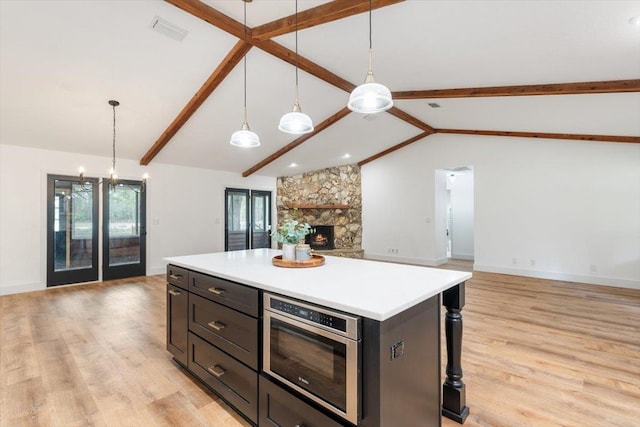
[362,134,640,289]
[450,171,474,260]
[0,144,276,295]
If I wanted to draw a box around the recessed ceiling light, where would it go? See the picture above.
[289,163,298,168]
[629,16,640,26]
[342,153,351,159]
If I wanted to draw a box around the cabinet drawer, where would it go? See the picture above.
[189,293,259,370]
[189,271,259,317]
[259,375,344,427]
[167,265,189,290]
[188,332,258,424]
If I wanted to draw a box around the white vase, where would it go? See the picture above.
[282,243,296,261]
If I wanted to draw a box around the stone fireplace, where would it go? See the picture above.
[276,164,363,258]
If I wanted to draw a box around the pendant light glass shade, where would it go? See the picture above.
[348,0,393,114]
[348,71,393,113]
[230,0,260,148]
[279,0,313,135]
[279,102,314,134]
[230,120,260,148]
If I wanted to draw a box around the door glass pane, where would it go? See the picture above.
[253,195,265,232]
[229,193,247,232]
[53,180,94,271]
[108,184,142,266]
[227,191,248,251]
[251,192,271,249]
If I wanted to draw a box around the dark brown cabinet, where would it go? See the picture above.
[189,293,259,370]
[189,270,259,317]
[259,375,344,427]
[189,332,259,423]
[166,266,189,367]
[167,265,260,425]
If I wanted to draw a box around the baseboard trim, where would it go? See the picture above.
[0,282,44,296]
[473,264,640,290]
[451,253,474,261]
[147,266,166,276]
[364,253,447,267]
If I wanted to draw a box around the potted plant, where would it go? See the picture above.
[271,218,313,260]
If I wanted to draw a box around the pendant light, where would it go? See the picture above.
[106,99,119,190]
[278,0,314,135]
[230,0,260,148]
[79,100,148,192]
[347,0,393,114]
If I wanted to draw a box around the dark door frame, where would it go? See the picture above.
[102,179,146,280]
[224,188,272,251]
[46,174,99,287]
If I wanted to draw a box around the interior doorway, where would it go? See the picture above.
[437,167,474,262]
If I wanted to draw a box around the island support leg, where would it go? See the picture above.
[442,282,469,423]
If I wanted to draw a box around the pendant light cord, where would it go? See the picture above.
[112,102,116,173]
[294,0,299,103]
[243,0,248,122]
[367,0,373,74]
[369,0,372,50]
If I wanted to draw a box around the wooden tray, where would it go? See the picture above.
[272,254,325,268]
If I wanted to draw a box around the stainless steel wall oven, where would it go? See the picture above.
[263,293,361,425]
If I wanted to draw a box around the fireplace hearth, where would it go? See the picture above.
[306,225,335,250]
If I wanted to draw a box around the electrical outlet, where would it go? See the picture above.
[530,259,536,266]
[590,264,597,273]
[512,258,517,265]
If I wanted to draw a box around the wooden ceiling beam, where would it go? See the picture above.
[165,0,247,39]
[435,128,640,144]
[358,131,433,167]
[386,106,435,133]
[252,39,355,93]
[140,40,251,165]
[251,0,404,40]
[393,79,640,99]
[242,107,351,177]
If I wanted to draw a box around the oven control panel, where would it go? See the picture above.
[269,298,348,334]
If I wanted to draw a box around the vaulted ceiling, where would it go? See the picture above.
[1,0,639,178]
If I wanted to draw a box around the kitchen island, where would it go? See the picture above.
[165,249,471,426]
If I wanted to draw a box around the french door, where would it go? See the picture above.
[103,180,146,280]
[47,175,99,286]
[225,188,271,251]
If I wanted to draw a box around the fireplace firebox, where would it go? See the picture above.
[306,225,335,250]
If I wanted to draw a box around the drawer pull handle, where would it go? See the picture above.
[207,365,226,378]
[169,274,182,281]
[207,321,226,331]
[168,289,181,296]
[208,287,226,295]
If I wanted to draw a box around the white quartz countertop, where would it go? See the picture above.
[164,249,472,321]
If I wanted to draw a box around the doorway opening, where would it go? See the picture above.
[436,167,474,262]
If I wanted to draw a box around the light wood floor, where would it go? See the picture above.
[1,272,638,427]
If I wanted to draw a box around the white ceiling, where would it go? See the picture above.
[1,0,639,178]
